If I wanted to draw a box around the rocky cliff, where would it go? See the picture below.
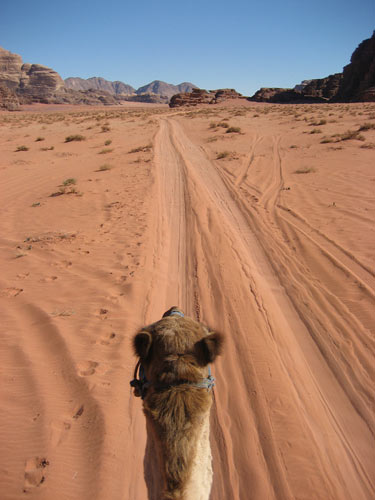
[0,47,65,104]
[169,88,243,107]
[0,47,124,108]
[250,32,375,103]
[334,31,375,102]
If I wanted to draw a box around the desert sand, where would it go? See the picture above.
[0,100,374,500]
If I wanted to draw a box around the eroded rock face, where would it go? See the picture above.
[169,88,243,107]
[249,87,324,103]
[0,47,23,90]
[250,32,375,103]
[0,47,65,103]
[302,73,343,100]
[18,63,65,102]
[0,84,20,110]
[334,31,375,102]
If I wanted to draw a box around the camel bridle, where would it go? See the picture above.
[130,310,216,399]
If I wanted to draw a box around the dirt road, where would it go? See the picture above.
[141,117,375,499]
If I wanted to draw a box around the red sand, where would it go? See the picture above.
[0,102,374,499]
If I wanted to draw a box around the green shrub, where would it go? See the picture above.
[226,126,241,133]
[15,145,29,152]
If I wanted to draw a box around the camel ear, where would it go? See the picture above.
[195,333,224,366]
[133,331,152,361]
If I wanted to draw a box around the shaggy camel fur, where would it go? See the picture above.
[132,307,223,500]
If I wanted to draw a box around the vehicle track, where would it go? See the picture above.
[144,117,375,500]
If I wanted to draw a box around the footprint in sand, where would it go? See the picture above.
[96,332,117,345]
[77,361,110,377]
[77,360,98,376]
[50,419,72,447]
[23,457,49,492]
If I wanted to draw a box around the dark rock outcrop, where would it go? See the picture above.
[334,31,375,102]
[301,73,343,100]
[169,88,243,107]
[249,32,375,103]
[249,87,324,103]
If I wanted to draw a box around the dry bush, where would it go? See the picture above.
[216,151,231,159]
[226,126,241,134]
[65,134,85,142]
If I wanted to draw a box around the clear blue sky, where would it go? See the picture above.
[1,0,374,95]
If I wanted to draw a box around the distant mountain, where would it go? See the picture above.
[136,80,196,99]
[65,77,135,95]
[64,77,197,102]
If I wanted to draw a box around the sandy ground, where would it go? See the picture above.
[0,101,374,500]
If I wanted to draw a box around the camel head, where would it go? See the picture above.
[131,307,223,499]
[132,306,223,394]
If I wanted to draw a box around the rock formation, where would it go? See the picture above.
[334,31,375,102]
[0,84,20,110]
[169,88,243,107]
[136,80,196,100]
[65,76,135,95]
[0,47,65,104]
[301,73,343,100]
[249,32,375,103]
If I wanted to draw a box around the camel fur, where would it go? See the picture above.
[132,307,223,500]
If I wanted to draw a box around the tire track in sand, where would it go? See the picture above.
[145,118,375,500]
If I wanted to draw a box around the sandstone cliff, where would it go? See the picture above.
[0,47,65,104]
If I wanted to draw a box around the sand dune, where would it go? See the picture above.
[0,102,374,499]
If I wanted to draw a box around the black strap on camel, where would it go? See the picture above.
[130,360,215,399]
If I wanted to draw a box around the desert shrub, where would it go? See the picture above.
[62,178,76,186]
[41,146,54,151]
[216,151,230,159]
[337,130,365,141]
[98,164,112,171]
[358,122,375,131]
[15,145,29,152]
[209,122,217,129]
[310,119,327,126]
[226,126,241,133]
[104,139,112,146]
[65,134,85,142]
[217,122,229,128]
[35,136,45,142]
[310,128,322,134]
[99,148,113,154]
[101,125,110,132]
[294,167,316,174]
[128,144,152,153]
